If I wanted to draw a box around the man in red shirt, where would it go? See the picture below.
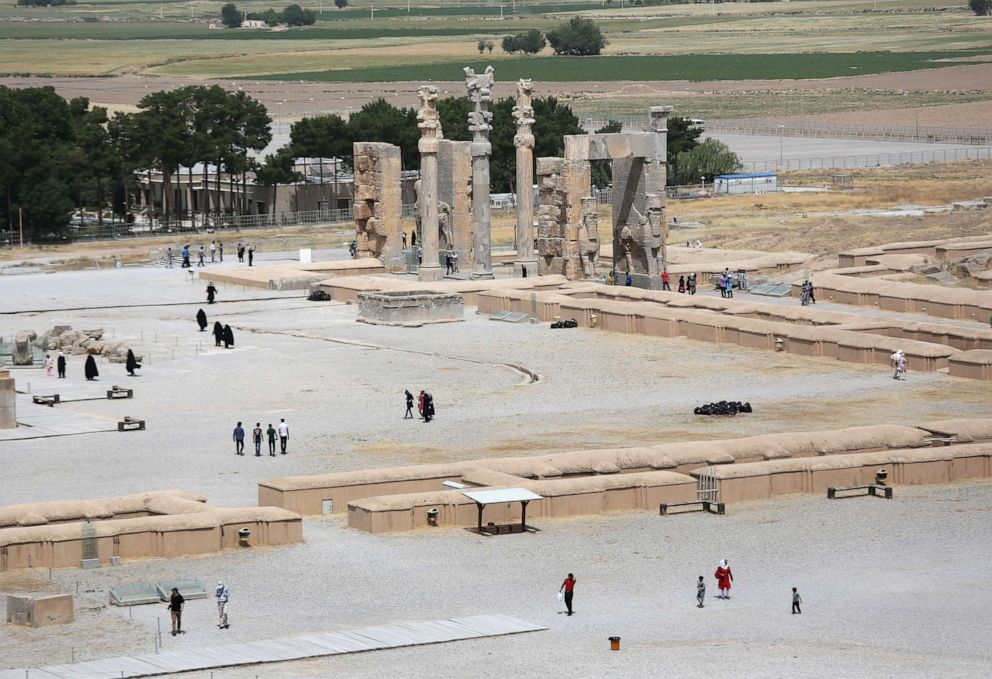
[559,573,576,616]
[661,269,671,291]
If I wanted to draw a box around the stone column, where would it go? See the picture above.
[648,106,673,276]
[513,78,538,277]
[465,66,495,279]
[0,369,16,429]
[416,85,444,282]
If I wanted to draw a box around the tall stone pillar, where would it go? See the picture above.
[353,142,405,272]
[416,85,444,282]
[512,79,538,277]
[648,106,672,275]
[465,66,495,280]
[0,369,16,429]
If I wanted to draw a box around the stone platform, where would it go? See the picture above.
[357,290,464,327]
[0,614,545,678]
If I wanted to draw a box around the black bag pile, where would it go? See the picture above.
[694,401,752,416]
[307,290,331,301]
[550,319,578,329]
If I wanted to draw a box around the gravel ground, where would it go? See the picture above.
[2,261,991,676]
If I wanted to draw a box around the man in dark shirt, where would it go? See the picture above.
[253,423,263,457]
[266,423,277,456]
[168,587,185,635]
[233,422,245,456]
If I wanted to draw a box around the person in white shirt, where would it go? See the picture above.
[277,418,289,454]
[215,581,230,629]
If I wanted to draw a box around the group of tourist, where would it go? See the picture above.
[717,269,742,298]
[404,389,436,423]
[42,350,140,379]
[232,419,290,456]
[444,252,460,275]
[800,279,817,306]
[168,581,231,636]
[891,349,908,380]
[195,310,235,348]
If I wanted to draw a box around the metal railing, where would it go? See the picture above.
[741,146,992,173]
[706,121,992,146]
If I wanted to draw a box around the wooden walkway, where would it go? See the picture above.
[1,614,545,678]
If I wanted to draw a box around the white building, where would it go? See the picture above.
[714,173,778,195]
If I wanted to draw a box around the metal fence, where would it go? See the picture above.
[578,115,992,146]
[741,145,992,173]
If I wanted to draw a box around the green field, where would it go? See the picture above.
[254,50,992,83]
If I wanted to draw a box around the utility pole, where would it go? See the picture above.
[18,208,24,248]
[370,0,374,20]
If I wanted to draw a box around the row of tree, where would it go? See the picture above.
[0,85,271,241]
[220,3,317,28]
[488,19,607,57]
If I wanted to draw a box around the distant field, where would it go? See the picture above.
[252,51,992,83]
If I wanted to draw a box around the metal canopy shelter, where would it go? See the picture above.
[463,488,543,535]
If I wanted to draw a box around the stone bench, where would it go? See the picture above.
[32,394,59,407]
[827,484,893,499]
[107,386,133,399]
[659,500,725,516]
[118,416,145,432]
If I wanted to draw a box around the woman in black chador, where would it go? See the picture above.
[222,325,235,349]
[196,308,208,332]
[125,349,141,376]
[205,282,217,304]
[212,321,224,347]
[84,354,99,381]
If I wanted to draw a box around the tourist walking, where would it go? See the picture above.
[678,275,686,294]
[411,230,417,247]
[215,581,230,629]
[44,354,54,377]
[278,418,289,454]
[252,422,263,457]
[404,389,414,419]
[792,587,802,614]
[181,245,191,268]
[197,308,208,332]
[607,271,615,286]
[213,321,224,347]
[445,253,453,275]
[166,247,174,268]
[57,351,66,378]
[714,559,733,599]
[84,355,99,381]
[718,272,728,298]
[168,587,185,636]
[206,282,217,304]
[661,269,671,291]
[737,269,748,292]
[233,421,245,455]
[416,246,423,265]
[237,242,244,263]
[218,241,224,262]
[247,245,254,267]
[401,232,407,249]
[451,252,459,273]
[697,576,706,608]
[223,324,234,349]
[197,246,206,268]
[688,273,697,295]
[209,241,216,262]
[266,423,277,456]
[724,274,734,299]
[125,349,140,376]
[890,349,904,379]
[559,573,576,616]
[625,272,632,286]
[895,353,907,381]
[800,280,812,306]
[418,390,426,420]
[423,392,435,423]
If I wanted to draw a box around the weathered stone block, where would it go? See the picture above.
[357,291,464,327]
[5,594,74,627]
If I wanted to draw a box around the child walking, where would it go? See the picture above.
[696,576,706,608]
[792,587,802,614]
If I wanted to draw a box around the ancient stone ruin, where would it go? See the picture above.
[353,142,405,272]
[416,84,444,282]
[0,369,15,429]
[465,65,495,279]
[513,78,538,277]
[357,290,465,327]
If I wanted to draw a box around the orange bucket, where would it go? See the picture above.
[609,636,621,651]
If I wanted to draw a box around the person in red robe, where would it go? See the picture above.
[714,559,734,599]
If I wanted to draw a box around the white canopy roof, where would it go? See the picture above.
[463,488,543,505]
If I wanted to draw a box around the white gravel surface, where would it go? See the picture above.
[1,261,991,677]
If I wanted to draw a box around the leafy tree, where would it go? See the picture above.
[671,138,742,186]
[281,4,316,26]
[666,116,704,186]
[254,148,302,216]
[546,17,606,56]
[970,0,991,15]
[485,40,495,54]
[346,98,420,169]
[221,3,242,28]
[334,0,347,7]
[437,97,472,142]
[510,29,546,54]
[67,97,114,226]
[290,112,352,200]
[478,38,489,54]
[501,34,520,54]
